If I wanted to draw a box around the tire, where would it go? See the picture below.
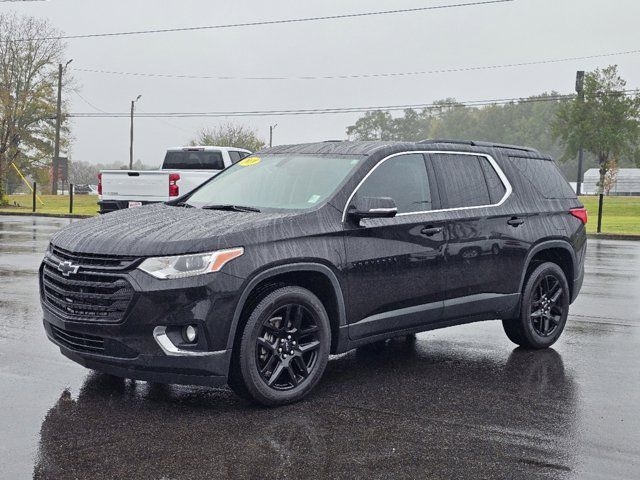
[228,286,331,406]
[502,262,570,349]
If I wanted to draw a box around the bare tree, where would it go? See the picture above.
[602,158,619,195]
[0,13,70,202]
[190,123,266,152]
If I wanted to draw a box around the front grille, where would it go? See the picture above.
[42,249,137,323]
[51,245,138,270]
[51,325,105,354]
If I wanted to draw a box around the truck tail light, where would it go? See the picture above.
[569,207,587,224]
[97,173,102,195]
[169,173,180,197]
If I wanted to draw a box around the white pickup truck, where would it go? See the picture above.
[98,146,251,213]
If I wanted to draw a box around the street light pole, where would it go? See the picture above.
[575,71,585,196]
[52,59,73,195]
[129,94,142,169]
[269,124,278,147]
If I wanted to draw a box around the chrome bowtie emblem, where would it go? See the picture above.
[57,261,80,277]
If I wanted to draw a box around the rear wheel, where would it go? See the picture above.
[229,286,330,406]
[502,262,569,349]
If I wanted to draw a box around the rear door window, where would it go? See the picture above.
[163,150,224,170]
[431,154,493,208]
[356,153,432,214]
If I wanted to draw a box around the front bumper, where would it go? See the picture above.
[41,260,245,387]
[45,320,230,387]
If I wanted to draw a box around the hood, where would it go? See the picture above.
[49,203,303,257]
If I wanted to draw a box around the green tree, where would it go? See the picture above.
[552,65,640,193]
[0,13,70,204]
[346,110,396,140]
[190,123,265,152]
[347,97,567,157]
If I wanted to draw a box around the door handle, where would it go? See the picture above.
[507,217,525,227]
[421,226,443,236]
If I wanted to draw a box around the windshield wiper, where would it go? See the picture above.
[201,204,261,213]
[173,201,195,208]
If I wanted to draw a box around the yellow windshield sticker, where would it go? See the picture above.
[239,156,261,166]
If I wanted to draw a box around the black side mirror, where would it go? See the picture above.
[348,196,398,221]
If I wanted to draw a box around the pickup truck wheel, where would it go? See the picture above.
[502,262,569,349]
[229,286,330,406]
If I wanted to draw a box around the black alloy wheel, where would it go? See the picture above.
[255,304,321,390]
[502,262,570,349]
[529,274,564,337]
[229,286,330,406]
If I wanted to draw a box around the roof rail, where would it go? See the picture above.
[417,139,539,154]
[417,139,474,147]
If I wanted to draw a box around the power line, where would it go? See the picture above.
[65,94,576,119]
[67,90,638,119]
[73,90,193,133]
[73,48,640,82]
[9,1,514,42]
[73,90,108,113]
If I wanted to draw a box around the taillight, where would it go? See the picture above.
[169,173,180,197]
[569,207,587,224]
[97,173,102,195]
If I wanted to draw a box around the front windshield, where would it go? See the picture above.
[186,154,364,211]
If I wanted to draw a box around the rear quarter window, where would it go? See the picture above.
[511,157,576,199]
[479,157,507,204]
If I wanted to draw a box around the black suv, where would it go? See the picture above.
[40,140,587,406]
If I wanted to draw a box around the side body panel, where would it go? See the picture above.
[337,147,586,347]
[343,213,447,339]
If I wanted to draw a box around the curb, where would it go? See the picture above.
[587,233,640,241]
[0,211,93,219]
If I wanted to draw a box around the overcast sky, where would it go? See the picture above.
[5,0,640,166]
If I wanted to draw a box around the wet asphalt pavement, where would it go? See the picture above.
[0,215,639,480]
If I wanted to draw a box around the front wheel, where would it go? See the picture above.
[229,286,330,406]
[502,262,570,349]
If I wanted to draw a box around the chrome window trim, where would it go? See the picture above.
[369,207,398,213]
[341,150,512,222]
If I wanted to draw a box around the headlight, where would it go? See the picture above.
[138,247,244,279]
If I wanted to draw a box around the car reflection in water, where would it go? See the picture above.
[34,339,577,479]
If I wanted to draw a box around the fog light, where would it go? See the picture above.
[183,325,198,343]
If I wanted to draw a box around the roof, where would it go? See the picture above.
[259,140,543,157]
[260,141,402,156]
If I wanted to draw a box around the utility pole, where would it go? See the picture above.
[52,59,72,195]
[575,71,585,196]
[269,124,277,147]
[129,95,142,169]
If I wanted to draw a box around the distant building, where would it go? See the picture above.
[582,168,640,195]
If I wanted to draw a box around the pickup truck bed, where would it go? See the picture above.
[98,146,251,214]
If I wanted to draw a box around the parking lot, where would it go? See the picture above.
[0,214,638,479]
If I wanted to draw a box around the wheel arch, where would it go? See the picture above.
[519,240,576,300]
[226,263,347,355]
